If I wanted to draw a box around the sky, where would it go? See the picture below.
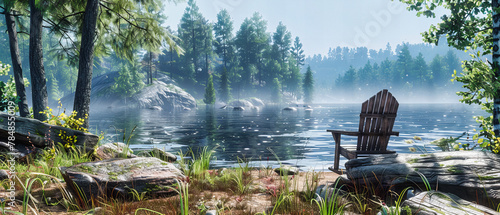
[162,0,446,57]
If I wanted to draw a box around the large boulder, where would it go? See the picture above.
[345,151,500,207]
[0,113,99,151]
[402,191,499,215]
[229,100,254,108]
[249,98,265,107]
[60,72,196,111]
[60,157,185,203]
[132,80,196,110]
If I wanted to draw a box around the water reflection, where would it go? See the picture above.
[90,103,485,171]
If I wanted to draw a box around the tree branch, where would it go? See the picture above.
[99,2,146,31]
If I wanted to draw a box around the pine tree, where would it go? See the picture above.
[271,78,281,103]
[204,73,216,104]
[214,9,234,69]
[219,67,231,103]
[111,59,145,100]
[303,65,314,104]
[291,36,305,69]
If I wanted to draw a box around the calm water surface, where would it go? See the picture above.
[89,103,484,171]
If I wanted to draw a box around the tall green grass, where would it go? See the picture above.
[312,179,346,215]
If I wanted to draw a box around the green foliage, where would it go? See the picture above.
[303,65,314,104]
[0,61,30,113]
[41,102,88,149]
[177,146,218,180]
[430,132,468,151]
[291,36,305,69]
[0,61,10,75]
[111,59,145,98]
[312,178,346,215]
[219,67,231,103]
[214,9,235,68]
[166,179,189,215]
[204,73,216,104]
[271,78,281,103]
[378,187,412,215]
[399,0,500,152]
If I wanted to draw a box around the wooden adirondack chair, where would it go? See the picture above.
[327,89,399,173]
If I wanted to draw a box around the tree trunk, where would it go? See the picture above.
[73,0,99,129]
[5,10,30,117]
[29,0,48,121]
[149,51,153,84]
[494,0,500,137]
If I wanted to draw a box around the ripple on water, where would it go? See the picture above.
[90,103,485,170]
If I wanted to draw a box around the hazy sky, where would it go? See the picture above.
[163,0,445,57]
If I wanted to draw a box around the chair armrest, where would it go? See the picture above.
[326,130,360,136]
[327,130,399,137]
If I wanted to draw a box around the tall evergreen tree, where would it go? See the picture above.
[235,12,269,88]
[272,22,292,67]
[204,73,216,104]
[303,66,314,104]
[291,36,305,69]
[430,54,446,86]
[413,52,429,88]
[112,58,145,99]
[219,67,231,103]
[394,44,413,89]
[213,9,234,69]
[271,77,281,103]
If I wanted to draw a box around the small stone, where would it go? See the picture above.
[233,106,245,111]
[274,165,299,176]
[283,107,297,111]
[0,169,8,180]
[95,142,136,160]
[205,210,217,215]
[149,106,162,111]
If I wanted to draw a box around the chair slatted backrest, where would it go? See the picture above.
[357,89,398,152]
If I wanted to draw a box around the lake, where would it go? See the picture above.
[89,103,485,171]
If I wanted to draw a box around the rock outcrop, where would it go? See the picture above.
[60,72,196,111]
[249,98,265,107]
[132,80,196,110]
[402,191,499,215]
[229,100,254,108]
[60,157,185,203]
[345,151,500,207]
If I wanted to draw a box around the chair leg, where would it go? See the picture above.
[333,133,341,172]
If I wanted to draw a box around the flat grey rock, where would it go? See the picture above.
[402,191,499,215]
[60,157,185,204]
[345,151,500,207]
